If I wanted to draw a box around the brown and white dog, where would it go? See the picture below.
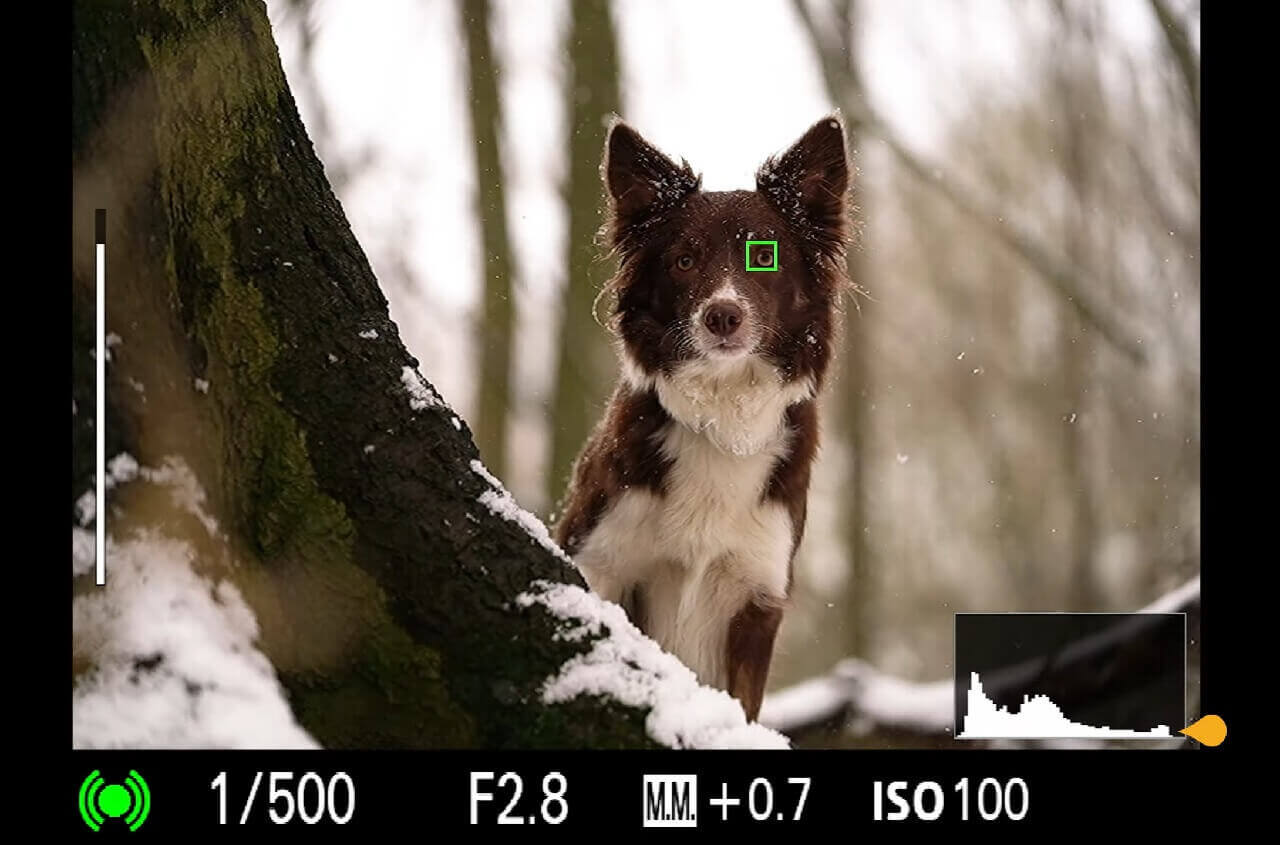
[553,115,851,721]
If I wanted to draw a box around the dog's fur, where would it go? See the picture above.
[553,115,852,720]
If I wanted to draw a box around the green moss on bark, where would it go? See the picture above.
[284,615,478,747]
[111,3,476,745]
[199,281,347,560]
[187,239,475,748]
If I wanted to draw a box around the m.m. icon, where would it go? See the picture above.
[642,775,697,828]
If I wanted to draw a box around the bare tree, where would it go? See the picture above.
[545,0,623,511]
[1051,0,1101,610]
[462,0,518,478]
[780,1,1199,736]
[818,0,876,661]
[790,0,1147,365]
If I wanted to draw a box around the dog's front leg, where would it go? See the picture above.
[725,596,785,722]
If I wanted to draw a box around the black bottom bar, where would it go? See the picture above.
[69,748,1226,834]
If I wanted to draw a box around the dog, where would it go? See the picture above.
[553,115,851,721]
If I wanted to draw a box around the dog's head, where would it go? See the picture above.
[600,116,851,398]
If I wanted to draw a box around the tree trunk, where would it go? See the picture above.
[71,0,654,749]
[838,254,873,657]
[1053,1,1100,611]
[462,0,516,480]
[823,0,875,660]
[545,0,622,512]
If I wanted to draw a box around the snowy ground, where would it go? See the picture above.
[74,375,789,750]
[518,580,789,749]
[72,455,318,749]
[475,450,790,749]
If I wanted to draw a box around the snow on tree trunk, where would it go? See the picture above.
[71,0,784,751]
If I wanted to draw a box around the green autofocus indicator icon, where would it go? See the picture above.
[746,239,780,272]
[79,769,151,832]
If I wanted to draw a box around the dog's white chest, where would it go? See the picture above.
[651,423,791,579]
[573,420,795,687]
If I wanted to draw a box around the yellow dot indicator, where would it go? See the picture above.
[1179,715,1227,746]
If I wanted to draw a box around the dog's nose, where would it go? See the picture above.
[704,301,744,337]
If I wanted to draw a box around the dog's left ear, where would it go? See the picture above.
[602,118,701,254]
[756,114,851,257]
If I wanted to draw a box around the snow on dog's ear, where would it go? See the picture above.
[756,114,851,260]
[601,119,700,254]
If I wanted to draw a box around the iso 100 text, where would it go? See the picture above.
[872,778,1029,822]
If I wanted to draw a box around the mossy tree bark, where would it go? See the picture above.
[71,0,653,749]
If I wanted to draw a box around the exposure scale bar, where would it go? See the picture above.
[95,209,106,586]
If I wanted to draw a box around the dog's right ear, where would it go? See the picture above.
[601,118,700,251]
[756,114,851,261]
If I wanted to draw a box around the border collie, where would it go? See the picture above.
[553,115,851,720]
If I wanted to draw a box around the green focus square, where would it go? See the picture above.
[746,240,779,271]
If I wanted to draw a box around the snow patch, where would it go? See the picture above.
[758,657,953,735]
[72,533,318,749]
[471,460,572,565]
[72,527,95,576]
[401,366,442,411]
[142,457,221,537]
[359,329,379,339]
[832,659,953,731]
[76,491,96,526]
[75,454,220,538]
[469,458,503,489]
[517,581,790,750]
[73,449,140,525]
[108,453,140,484]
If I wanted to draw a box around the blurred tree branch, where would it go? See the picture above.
[791,0,1149,365]
[1147,0,1200,136]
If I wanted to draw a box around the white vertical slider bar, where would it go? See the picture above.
[95,209,106,586]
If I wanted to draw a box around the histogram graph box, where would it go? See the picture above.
[954,613,1186,741]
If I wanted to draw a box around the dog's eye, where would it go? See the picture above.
[676,255,695,271]
[756,249,773,267]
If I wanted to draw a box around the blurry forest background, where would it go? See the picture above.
[264,0,1200,746]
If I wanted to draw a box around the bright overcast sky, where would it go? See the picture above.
[265,0,1176,444]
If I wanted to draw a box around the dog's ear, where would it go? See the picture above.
[601,119,700,252]
[756,114,851,259]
